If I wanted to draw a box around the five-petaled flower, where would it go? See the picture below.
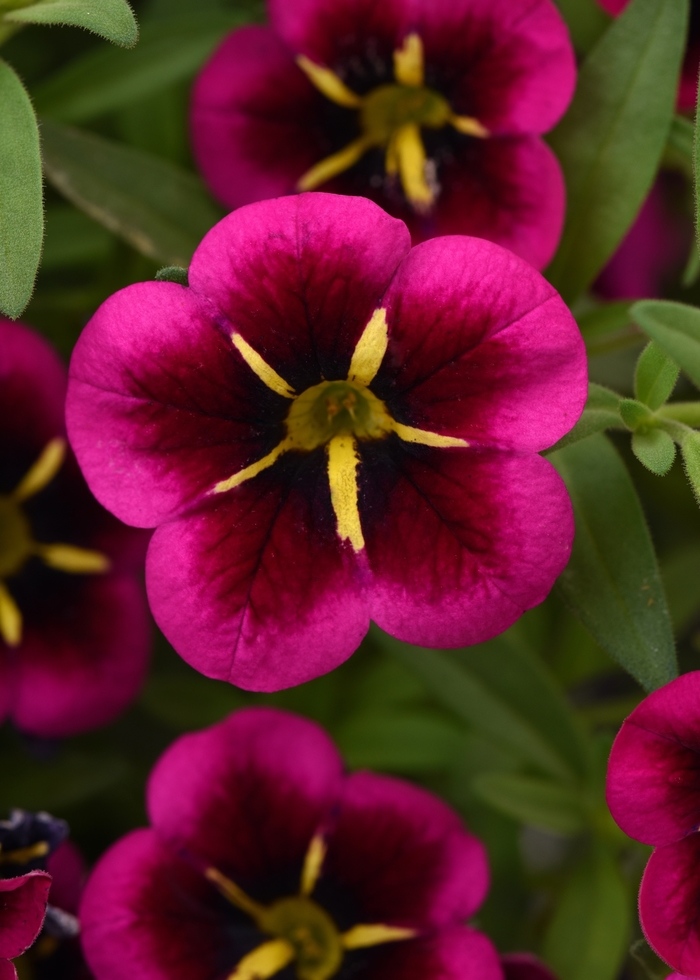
[79,706,502,980]
[190,0,576,270]
[606,671,700,977]
[66,193,586,692]
[0,319,151,737]
[0,864,51,980]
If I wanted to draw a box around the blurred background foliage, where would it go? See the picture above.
[2,0,700,978]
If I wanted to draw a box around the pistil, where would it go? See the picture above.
[296,33,488,211]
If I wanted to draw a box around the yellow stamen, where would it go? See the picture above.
[205,867,267,924]
[0,582,22,647]
[327,435,364,552]
[36,544,111,574]
[300,835,326,898]
[296,55,362,109]
[390,422,468,448]
[232,334,295,399]
[227,938,295,980]
[393,33,424,87]
[0,841,49,865]
[211,438,293,495]
[450,113,489,138]
[297,137,372,192]
[12,438,66,503]
[392,124,434,211]
[347,308,388,387]
[341,924,417,949]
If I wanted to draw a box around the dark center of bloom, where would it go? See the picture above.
[296,33,489,212]
[0,438,110,648]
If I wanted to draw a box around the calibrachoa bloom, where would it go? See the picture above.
[80,707,501,980]
[606,671,700,977]
[0,320,150,737]
[190,0,575,270]
[66,194,586,692]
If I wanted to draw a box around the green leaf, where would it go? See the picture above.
[0,60,43,319]
[543,847,631,980]
[668,112,695,159]
[40,118,222,266]
[5,0,138,46]
[552,0,611,55]
[547,0,689,303]
[551,433,677,691]
[548,383,623,451]
[32,14,242,122]
[472,773,586,835]
[635,340,680,408]
[377,631,580,781]
[335,710,464,774]
[632,299,700,390]
[619,397,654,429]
[632,428,676,474]
[680,428,700,502]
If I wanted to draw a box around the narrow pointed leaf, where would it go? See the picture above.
[0,59,43,319]
[472,773,586,835]
[632,300,700,390]
[551,434,677,691]
[40,118,221,267]
[5,0,138,47]
[547,0,688,302]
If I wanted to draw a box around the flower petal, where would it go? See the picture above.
[187,193,411,394]
[376,235,585,452]
[606,672,700,847]
[362,445,573,647]
[8,574,150,739]
[358,926,503,980]
[145,448,369,691]
[323,771,488,929]
[501,953,559,980]
[46,840,86,915]
[67,282,285,528]
[0,871,52,960]
[191,26,326,210]
[640,835,700,978]
[147,708,344,886]
[80,829,247,980]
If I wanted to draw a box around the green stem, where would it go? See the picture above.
[657,402,700,427]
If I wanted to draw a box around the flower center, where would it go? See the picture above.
[285,380,392,451]
[0,498,33,580]
[259,896,343,980]
[359,84,451,144]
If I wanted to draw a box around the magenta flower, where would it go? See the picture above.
[501,954,558,980]
[190,0,575,270]
[66,194,585,692]
[606,671,700,976]
[0,319,151,738]
[80,706,501,980]
[0,871,52,980]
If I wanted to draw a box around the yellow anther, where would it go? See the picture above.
[391,123,434,211]
[0,582,22,647]
[0,841,50,865]
[227,938,295,980]
[232,334,295,399]
[296,55,362,109]
[205,867,267,924]
[450,113,489,139]
[347,308,388,387]
[300,835,327,897]
[36,544,110,574]
[12,438,66,503]
[393,33,424,87]
[341,924,417,949]
[297,137,372,192]
[326,435,364,552]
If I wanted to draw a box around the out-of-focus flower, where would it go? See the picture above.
[80,706,502,980]
[190,0,575,269]
[66,193,586,692]
[501,953,558,980]
[606,671,700,977]
[0,320,151,738]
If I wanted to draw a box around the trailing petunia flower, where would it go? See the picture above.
[501,953,558,980]
[606,671,700,977]
[80,706,502,980]
[0,319,151,738]
[66,194,586,692]
[0,870,52,980]
[190,0,576,270]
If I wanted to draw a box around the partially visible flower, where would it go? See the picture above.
[0,866,52,980]
[501,953,558,980]
[80,706,501,980]
[190,0,576,269]
[67,193,586,692]
[0,320,151,737]
[606,671,700,977]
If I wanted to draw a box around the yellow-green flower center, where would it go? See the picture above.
[359,84,452,144]
[285,380,392,451]
[259,896,343,980]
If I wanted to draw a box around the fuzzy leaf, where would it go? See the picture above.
[551,434,677,691]
[632,428,676,474]
[680,428,700,502]
[635,340,680,408]
[632,300,700,390]
[473,773,586,835]
[0,59,43,320]
[547,0,688,303]
[549,383,623,451]
[5,0,138,47]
